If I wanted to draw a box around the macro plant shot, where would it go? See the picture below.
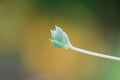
[0,0,120,80]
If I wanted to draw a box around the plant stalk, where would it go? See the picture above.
[70,46,120,61]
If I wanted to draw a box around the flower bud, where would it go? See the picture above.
[50,26,72,49]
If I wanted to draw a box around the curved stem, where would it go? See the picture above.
[70,46,120,61]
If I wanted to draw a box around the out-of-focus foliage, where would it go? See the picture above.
[0,0,120,80]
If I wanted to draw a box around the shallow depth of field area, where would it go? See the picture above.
[0,0,120,80]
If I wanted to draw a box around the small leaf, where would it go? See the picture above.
[55,26,70,43]
[50,40,66,48]
[50,30,57,40]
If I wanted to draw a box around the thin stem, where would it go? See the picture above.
[70,46,120,61]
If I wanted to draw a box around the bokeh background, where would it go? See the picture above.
[0,0,120,80]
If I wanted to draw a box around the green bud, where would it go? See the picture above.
[50,26,72,49]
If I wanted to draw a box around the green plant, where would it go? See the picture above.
[50,26,120,61]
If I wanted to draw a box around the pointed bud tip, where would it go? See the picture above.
[55,25,61,30]
[55,25,58,28]
[50,29,53,32]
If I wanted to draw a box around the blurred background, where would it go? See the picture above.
[0,0,120,80]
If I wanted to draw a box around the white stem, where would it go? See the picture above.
[70,46,120,61]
